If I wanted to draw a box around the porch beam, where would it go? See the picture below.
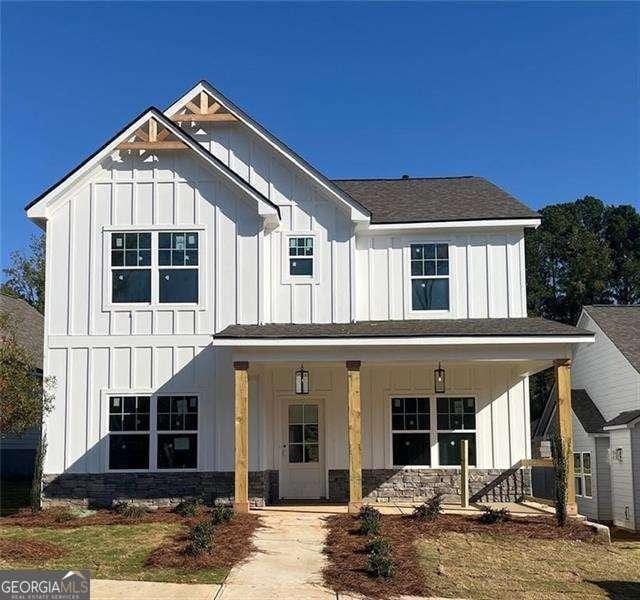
[554,358,577,515]
[234,361,250,513]
[346,360,362,513]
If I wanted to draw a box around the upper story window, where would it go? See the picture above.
[159,232,199,304]
[110,231,199,305]
[111,233,151,303]
[410,243,449,311]
[289,237,314,276]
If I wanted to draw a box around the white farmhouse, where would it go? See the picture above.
[535,305,640,529]
[25,81,594,513]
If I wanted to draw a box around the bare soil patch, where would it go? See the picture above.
[145,513,261,571]
[0,538,67,561]
[323,513,597,599]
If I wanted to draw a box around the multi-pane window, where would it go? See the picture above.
[157,396,198,469]
[410,243,449,311]
[574,452,592,497]
[108,396,150,470]
[159,232,199,303]
[391,398,430,466]
[111,233,152,303]
[436,397,476,466]
[289,237,314,276]
[288,404,319,463]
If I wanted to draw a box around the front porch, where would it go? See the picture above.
[215,318,594,515]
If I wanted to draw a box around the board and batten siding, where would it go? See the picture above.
[354,232,527,321]
[610,428,636,529]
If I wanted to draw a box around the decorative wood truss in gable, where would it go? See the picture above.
[170,91,238,123]
[117,117,187,151]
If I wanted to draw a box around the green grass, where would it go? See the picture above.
[419,532,640,599]
[0,523,228,584]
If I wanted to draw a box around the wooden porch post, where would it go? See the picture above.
[346,360,363,514]
[554,359,577,516]
[233,361,250,513]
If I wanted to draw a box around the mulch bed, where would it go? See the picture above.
[0,506,198,528]
[323,513,596,599]
[0,538,67,561]
[145,513,262,571]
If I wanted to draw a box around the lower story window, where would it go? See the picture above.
[436,397,476,466]
[157,396,198,469]
[574,452,592,497]
[108,395,150,470]
[391,397,430,466]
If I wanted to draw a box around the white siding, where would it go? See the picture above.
[595,436,612,521]
[632,428,640,530]
[610,428,635,529]
[355,231,527,320]
[572,313,640,421]
[571,414,598,520]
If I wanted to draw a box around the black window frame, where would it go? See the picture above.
[391,397,431,467]
[409,243,450,311]
[111,232,152,304]
[156,395,199,470]
[158,231,199,304]
[288,236,314,277]
[436,396,477,467]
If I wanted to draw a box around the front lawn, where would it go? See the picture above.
[324,511,640,599]
[0,506,260,584]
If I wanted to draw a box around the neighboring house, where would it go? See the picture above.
[25,80,594,513]
[534,305,640,529]
[0,294,44,481]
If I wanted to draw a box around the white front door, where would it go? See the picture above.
[279,398,325,500]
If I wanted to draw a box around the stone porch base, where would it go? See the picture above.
[328,468,531,503]
[41,470,279,508]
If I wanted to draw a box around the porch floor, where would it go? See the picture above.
[253,499,558,517]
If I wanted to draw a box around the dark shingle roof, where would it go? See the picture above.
[214,318,592,340]
[583,305,640,374]
[605,409,640,428]
[331,176,539,224]
[0,294,44,370]
[534,388,606,437]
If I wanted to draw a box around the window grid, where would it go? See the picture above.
[111,232,152,304]
[111,233,152,268]
[288,404,319,464]
[409,243,450,311]
[391,397,431,467]
[574,452,592,498]
[109,396,150,432]
[288,236,314,277]
[157,396,198,432]
[436,397,476,467]
[159,232,199,267]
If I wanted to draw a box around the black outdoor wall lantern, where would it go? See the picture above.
[295,364,309,395]
[434,362,446,394]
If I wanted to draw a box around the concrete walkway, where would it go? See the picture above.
[91,579,219,599]
[217,509,332,599]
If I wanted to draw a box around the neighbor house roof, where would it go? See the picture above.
[534,387,606,438]
[604,409,640,429]
[0,294,44,370]
[331,176,540,224]
[214,318,592,340]
[583,305,640,374]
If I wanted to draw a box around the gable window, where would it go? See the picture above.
[574,452,592,497]
[437,397,476,466]
[289,237,314,276]
[111,233,151,303]
[391,397,431,466]
[108,396,150,470]
[410,243,449,311]
[159,232,199,303]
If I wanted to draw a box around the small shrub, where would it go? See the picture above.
[188,521,214,556]
[366,536,391,556]
[50,508,75,523]
[360,514,381,536]
[366,536,395,579]
[210,505,235,525]
[479,506,511,524]
[413,491,444,521]
[358,505,381,522]
[112,501,146,519]
[173,497,201,517]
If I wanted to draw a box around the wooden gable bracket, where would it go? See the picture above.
[117,117,187,151]
[171,91,238,123]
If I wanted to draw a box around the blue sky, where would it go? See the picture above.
[1,1,638,270]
